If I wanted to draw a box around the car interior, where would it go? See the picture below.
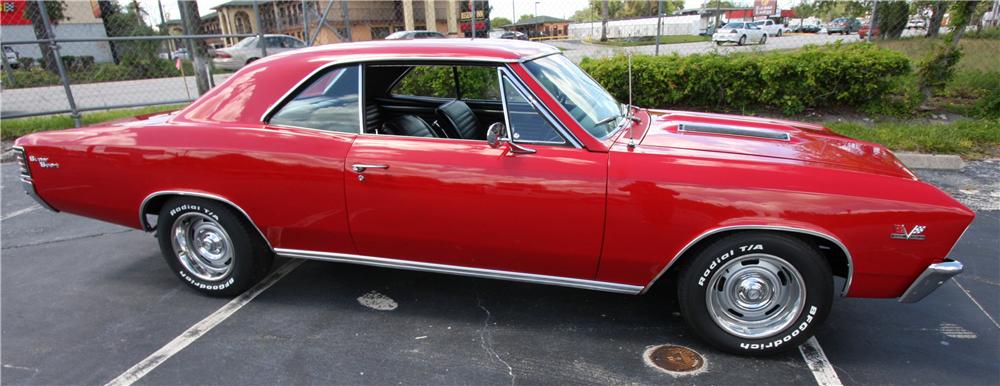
[268,62,567,145]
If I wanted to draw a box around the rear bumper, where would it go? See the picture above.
[898,259,963,303]
[20,176,58,212]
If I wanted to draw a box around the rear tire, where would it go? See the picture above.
[157,197,273,296]
[677,232,833,356]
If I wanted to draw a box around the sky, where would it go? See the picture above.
[135,0,803,29]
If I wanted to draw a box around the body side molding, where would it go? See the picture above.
[639,225,854,296]
[276,248,644,294]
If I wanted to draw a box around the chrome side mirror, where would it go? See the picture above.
[486,122,505,149]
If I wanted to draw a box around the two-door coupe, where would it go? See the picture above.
[14,39,973,355]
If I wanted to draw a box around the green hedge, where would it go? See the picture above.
[579,42,912,114]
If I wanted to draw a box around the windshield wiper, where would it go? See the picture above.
[593,114,619,126]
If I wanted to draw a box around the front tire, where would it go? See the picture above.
[157,197,273,296]
[737,35,746,46]
[677,232,833,356]
[760,34,767,44]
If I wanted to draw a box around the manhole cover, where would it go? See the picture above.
[644,345,705,374]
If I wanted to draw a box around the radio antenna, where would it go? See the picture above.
[627,52,636,148]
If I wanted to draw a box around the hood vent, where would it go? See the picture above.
[677,123,791,141]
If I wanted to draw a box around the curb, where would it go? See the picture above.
[895,152,964,170]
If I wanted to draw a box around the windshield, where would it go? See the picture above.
[524,55,622,139]
[723,22,744,29]
[234,37,258,48]
[753,21,766,25]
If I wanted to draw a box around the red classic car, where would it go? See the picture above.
[14,39,973,355]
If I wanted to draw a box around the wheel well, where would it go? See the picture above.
[646,228,851,294]
[140,191,274,251]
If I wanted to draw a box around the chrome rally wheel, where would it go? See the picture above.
[678,232,833,356]
[705,254,804,339]
[157,197,273,297]
[171,212,235,281]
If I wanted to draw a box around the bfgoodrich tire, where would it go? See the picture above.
[677,232,833,356]
[157,197,273,296]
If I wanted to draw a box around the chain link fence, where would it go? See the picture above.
[1,0,998,125]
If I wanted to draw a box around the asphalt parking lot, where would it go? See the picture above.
[2,161,998,385]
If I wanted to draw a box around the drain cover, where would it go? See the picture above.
[645,345,705,374]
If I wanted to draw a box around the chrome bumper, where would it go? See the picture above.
[898,259,963,303]
[19,176,57,212]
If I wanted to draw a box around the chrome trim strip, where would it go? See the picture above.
[639,225,855,296]
[261,57,519,123]
[138,191,273,252]
[898,259,963,303]
[499,66,582,148]
[519,50,561,63]
[275,248,643,294]
[677,122,791,141]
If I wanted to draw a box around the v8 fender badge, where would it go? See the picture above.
[28,155,60,169]
[891,224,926,240]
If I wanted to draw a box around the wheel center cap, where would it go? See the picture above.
[736,277,771,307]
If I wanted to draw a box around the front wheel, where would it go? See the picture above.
[760,34,767,44]
[677,232,833,355]
[157,197,273,296]
[737,35,746,46]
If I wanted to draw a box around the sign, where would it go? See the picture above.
[1,1,32,25]
[460,10,485,21]
[753,0,778,18]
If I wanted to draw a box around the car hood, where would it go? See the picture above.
[634,109,915,179]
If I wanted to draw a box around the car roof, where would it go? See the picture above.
[176,39,561,126]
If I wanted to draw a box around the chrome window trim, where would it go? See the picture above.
[275,247,643,294]
[261,57,520,123]
[521,54,621,142]
[498,69,570,146]
[264,64,363,132]
[640,225,855,297]
[498,66,582,148]
[139,190,273,252]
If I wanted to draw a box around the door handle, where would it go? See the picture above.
[352,164,389,173]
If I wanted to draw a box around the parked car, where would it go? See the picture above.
[212,34,306,70]
[713,21,768,45]
[385,30,446,40]
[3,46,19,69]
[906,18,926,29]
[753,19,788,37]
[826,17,862,34]
[858,24,880,39]
[158,48,189,61]
[499,31,529,40]
[14,39,973,356]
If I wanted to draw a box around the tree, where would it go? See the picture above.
[516,14,535,23]
[916,1,980,106]
[926,1,948,37]
[492,17,512,27]
[876,0,909,39]
[23,1,67,74]
[600,0,608,41]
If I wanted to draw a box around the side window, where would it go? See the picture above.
[501,75,564,144]
[286,37,304,48]
[458,66,501,101]
[268,65,360,133]
[392,65,456,98]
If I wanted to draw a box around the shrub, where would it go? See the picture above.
[0,67,61,88]
[972,84,1000,119]
[579,42,912,115]
[16,57,33,69]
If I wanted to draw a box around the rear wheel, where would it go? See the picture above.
[246,57,259,65]
[677,232,833,356]
[157,197,273,296]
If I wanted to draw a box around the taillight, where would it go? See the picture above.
[215,52,231,58]
[14,147,30,178]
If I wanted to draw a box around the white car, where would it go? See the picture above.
[713,22,767,46]
[753,19,789,37]
[212,34,306,70]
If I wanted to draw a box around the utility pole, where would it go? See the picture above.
[471,0,477,39]
[600,0,608,41]
[866,0,878,42]
[655,0,663,55]
[157,0,171,60]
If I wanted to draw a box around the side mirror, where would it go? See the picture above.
[486,122,505,149]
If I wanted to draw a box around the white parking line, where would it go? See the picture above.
[1,206,38,222]
[799,337,844,386]
[953,278,1000,330]
[104,259,303,386]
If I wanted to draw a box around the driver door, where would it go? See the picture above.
[343,66,607,280]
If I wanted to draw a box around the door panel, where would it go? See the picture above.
[344,136,608,279]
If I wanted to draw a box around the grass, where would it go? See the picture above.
[828,119,1000,159]
[591,35,710,47]
[1,104,186,140]
[875,38,1000,73]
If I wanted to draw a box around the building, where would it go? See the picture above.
[503,16,568,38]
[208,0,475,46]
[1,0,114,63]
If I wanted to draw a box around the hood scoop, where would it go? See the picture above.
[678,122,790,141]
